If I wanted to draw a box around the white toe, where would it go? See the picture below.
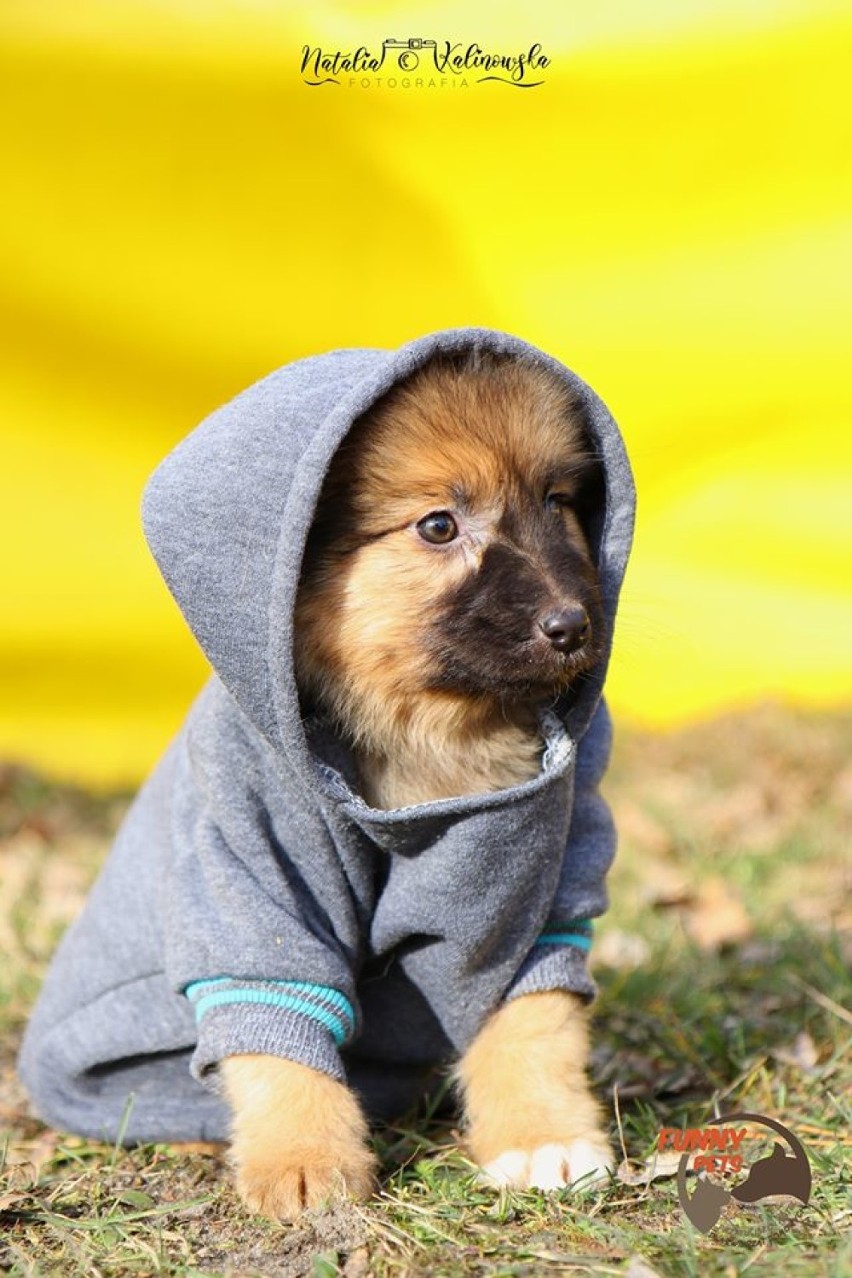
[528,1143,572,1189]
[480,1149,529,1186]
[480,1139,613,1192]
[565,1138,614,1189]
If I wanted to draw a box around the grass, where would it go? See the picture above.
[1,703,850,1276]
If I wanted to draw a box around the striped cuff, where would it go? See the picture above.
[184,978,357,1048]
[534,918,594,954]
[507,919,598,1005]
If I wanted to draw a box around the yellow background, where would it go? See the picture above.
[1,1,850,785]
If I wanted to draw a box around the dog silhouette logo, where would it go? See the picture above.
[665,1112,812,1234]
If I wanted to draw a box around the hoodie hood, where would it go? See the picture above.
[142,328,635,786]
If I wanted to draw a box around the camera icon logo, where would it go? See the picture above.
[383,37,437,71]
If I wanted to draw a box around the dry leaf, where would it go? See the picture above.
[830,764,852,813]
[617,1150,699,1184]
[595,929,650,970]
[774,1030,819,1073]
[0,1190,30,1212]
[343,1247,371,1278]
[624,1257,666,1278]
[641,862,692,908]
[682,877,752,951]
[1,1129,60,1176]
[617,802,673,856]
[168,1141,225,1156]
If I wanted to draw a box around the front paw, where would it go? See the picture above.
[480,1137,613,1191]
[457,990,614,1195]
[222,1053,377,1219]
[233,1136,376,1219]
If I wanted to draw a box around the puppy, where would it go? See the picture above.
[221,351,614,1216]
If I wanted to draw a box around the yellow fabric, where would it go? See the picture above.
[2,2,850,784]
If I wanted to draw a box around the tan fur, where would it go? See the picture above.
[358,707,543,809]
[225,354,610,1218]
[455,991,609,1168]
[221,1054,376,1218]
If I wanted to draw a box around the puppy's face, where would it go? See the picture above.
[295,353,604,742]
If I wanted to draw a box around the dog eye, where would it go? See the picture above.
[416,511,458,544]
[545,492,573,512]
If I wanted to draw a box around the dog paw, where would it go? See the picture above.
[457,990,614,1197]
[221,1053,377,1220]
[234,1142,376,1219]
[480,1137,613,1192]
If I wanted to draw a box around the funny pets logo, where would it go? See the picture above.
[659,1112,812,1233]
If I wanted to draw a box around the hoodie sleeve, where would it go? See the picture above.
[505,699,616,1005]
[165,681,366,1086]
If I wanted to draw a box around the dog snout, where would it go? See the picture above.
[538,605,590,654]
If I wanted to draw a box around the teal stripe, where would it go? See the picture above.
[190,988,351,1046]
[184,978,354,1027]
[534,929,593,952]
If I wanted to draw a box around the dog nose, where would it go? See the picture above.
[539,606,590,654]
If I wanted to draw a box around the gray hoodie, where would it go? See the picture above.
[19,328,635,1142]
